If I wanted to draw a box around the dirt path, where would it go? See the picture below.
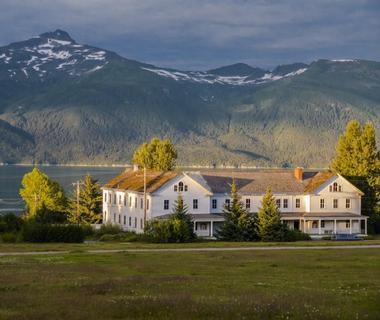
[1,244,380,256]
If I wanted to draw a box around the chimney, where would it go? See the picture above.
[294,167,303,182]
[133,164,139,172]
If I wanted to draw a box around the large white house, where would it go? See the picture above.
[102,167,368,238]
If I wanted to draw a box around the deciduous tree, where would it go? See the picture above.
[20,168,67,219]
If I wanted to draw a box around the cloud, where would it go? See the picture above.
[0,0,379,69]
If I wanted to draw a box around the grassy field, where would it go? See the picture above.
[0,248,380,319]
[1,238,380,253]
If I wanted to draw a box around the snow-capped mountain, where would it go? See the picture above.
[0,29,111,81]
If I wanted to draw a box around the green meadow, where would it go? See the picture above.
[1,246,380,319]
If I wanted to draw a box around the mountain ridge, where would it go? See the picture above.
[0,30,379,166]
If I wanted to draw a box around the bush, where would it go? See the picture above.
[94,224,123,239]
[99,232,143,242]
[22,223,85,243]
[284,229,311,241]
[1,232,18,243]
[0,213,24,233]
[144,218,196,243]
[32,206,68,224]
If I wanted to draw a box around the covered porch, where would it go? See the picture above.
[282,212,368,237]
[192,214,225,238]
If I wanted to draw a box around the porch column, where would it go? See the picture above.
[210,221,214,237]
[193,221,197,232]
[365,219,367,235]
[318,219,321,235]
[349,219,352,234]
[334,219,337,234]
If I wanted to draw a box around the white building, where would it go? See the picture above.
[102,167,368,238]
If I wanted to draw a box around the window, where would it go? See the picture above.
[118,215,121,223]
[276,199,281,208]
[104,193,107,203]
[113,213,116,222]
[129,217,131,226]
[123,215,126,225]
[346,199,351,209]
[346,220,350,228]
[119,195,122,205]
[174,185,178,192]
[193,199,198,209]
[295,198,301,208]
[312,221,318,228]
[333,199,338,209]
[129,196,132,207]
[212,199,217,209]
[246,198,251,209]
[164,200,169,210]
[333,182,338,192]
[320,199,325,209]
[184,185,188,192]
[124,195,127,206]
[225,199,231,208]
[134,217,137,228]
[283,199,288,209]
[109,193,111,204]
[140,198,143,209]
[339,185,342,192]
[140,218,143,229]
[114,194,116,204]
[321,220,325,228]
[134,197,137,208]
[179,182,184,192]
[147,199,150,210]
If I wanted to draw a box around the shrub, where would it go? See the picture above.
[99,232,143,242]
[1,232,18,243]
[0,213,24,233]
[144,218,196,243]
[94,224,123,239]
[32,206,68,224]
[284,229,311,241]
[22,223,85,243]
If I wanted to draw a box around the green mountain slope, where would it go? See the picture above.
[0,31,379,166]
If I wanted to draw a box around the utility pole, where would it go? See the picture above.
[72,180,84,223]
[143,166,147,228]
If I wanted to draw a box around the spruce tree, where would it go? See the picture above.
[330,120,380,220]
[217,180,256,241]
[256,188,285,241]
[170,194,196,242]
[68,174,102,224]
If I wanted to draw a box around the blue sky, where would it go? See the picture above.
[1,0,379,70]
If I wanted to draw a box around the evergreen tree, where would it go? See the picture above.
[330,120,380,219]
[170,194,196,242]
[133,138,177,171]
[68,175,102,224]
[20,168,67,219]
[256,188,285,241]
[217,180,256,241]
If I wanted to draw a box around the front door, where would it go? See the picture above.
[294,221,300,230]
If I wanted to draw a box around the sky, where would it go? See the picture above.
[0,0,379,70]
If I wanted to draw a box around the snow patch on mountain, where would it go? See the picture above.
[142,66,308,86]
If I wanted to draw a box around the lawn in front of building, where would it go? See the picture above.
[0,248,379,319]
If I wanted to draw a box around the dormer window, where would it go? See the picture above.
[174,182,188,192]
[333,182,338,192]
[179,182,184,192]
[185,185,188,192]
[330,182,342,192]
[174,185,178,192]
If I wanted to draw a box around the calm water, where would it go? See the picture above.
[0,165,123,213]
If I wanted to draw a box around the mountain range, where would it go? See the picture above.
[0,29,379,167]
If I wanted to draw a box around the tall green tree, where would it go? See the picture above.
[20,168,67,219]
[68,174,102,224]
[330,120,380,218]
[133,138,177,171]
[170,194,196,242]
[256,188,285,242]
[217,180,257,241]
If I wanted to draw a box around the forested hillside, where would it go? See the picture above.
[0,30,379,167]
